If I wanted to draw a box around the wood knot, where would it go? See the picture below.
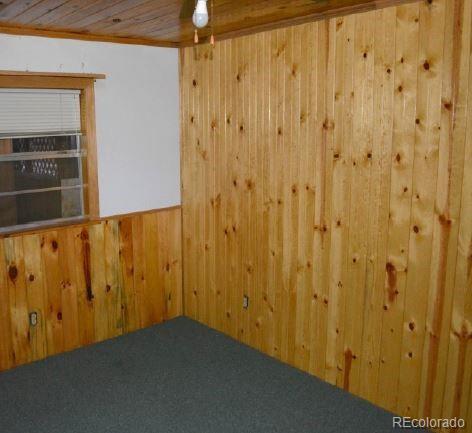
[57,311,62,321]
[398,85,403,92]
[210,194,221,207]
[80,229,89,241]
[29,274,35,282]
[51,240,58,251]
[8,265,18,282]
[386,262,397,302]
[192,79,197,87]
[413,225,420,234]
[106,284,111,292]
[322,119,332,130]
[409,321,415,331]
[423,61,430,71]
[439,213,452,227]
[276,44,285,57]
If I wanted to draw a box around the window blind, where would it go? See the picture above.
[0,89,81,139]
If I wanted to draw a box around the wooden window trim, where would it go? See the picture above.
[0,72,104,232]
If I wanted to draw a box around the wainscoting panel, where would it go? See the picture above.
[0,207,182,371]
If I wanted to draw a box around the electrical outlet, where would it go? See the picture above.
[243,295,249,309]
[29,312,38,327]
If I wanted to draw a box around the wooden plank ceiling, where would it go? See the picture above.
[0,0,414,47]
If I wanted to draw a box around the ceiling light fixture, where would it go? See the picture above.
[193,0,209,29]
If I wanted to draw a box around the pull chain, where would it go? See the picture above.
[210,0,215,46]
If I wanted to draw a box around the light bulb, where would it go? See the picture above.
[192,0,209,29]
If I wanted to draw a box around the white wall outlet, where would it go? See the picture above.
[29,312,38,327]
[243,295,249,309]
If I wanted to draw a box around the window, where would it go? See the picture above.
[0,73,100,233]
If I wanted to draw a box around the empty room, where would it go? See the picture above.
[0,0,471,432]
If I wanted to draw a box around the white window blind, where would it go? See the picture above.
[0,89,81,139]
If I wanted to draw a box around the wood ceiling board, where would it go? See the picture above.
[85,1,177,34]
[0,0,420,47]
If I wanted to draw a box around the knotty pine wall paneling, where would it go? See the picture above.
[0,207,182,372]
[180,0,472,428]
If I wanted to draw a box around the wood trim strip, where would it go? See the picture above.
[0,75,94,90]
[81,81,100,219]
[0,70,106,80]
[98,205,182,221]
[0,24,179,48]
[0,206,182,239]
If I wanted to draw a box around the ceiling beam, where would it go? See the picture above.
[0,23,179,48]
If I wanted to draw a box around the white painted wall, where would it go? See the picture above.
[0,34,180,217]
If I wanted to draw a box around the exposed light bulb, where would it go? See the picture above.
[192,0,209,29]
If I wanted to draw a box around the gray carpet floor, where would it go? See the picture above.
[0,317,425,433]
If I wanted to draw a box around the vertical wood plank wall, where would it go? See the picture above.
[0,207,182,372]
[180,0,472,427]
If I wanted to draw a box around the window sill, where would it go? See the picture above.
[0,217,100,239]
